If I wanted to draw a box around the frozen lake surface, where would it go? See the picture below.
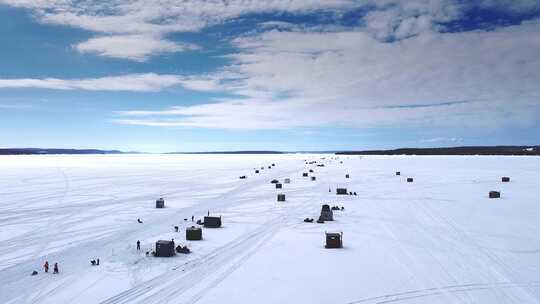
[1,154,540,304]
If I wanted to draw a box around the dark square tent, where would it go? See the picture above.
[156,198,165,208]
[277,194,286,202]
[186,226,202,240]
[320,204,334,221]
[336,188,348,195]
[276,183,282,189]
[489,191,501,198]
[204,216,222,228]
[325,232,343,249]
[155,240,175,257]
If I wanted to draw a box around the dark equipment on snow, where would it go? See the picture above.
[277,194,286,202]
[174,226,179,232]
[336,188,348,195]
[489,191,501,198]
[353,192,357,196]
[31,270,38,276]
[407,178,414,182]
[196,219,203,225]
[396,171,401,176]
[271,179,279,184]
[502,177,510,182]
[203,216,222,228]
[302,172,308,177]
[325,232,343,249]
[156,198,165,208]
[137,218,143,223]
[317,164,325,167]
[155,240,175,257]
[186,226,203,240]
[276,183,282,189]
[309,169,314,173]
[311,176,316,181]
[304,218,314,223]
[284,178,291,184]
[345,174,349,178]
[176,245,191,254]
[272,163,275,166]
[239,175,247,179]
[255,170,259,174]
[91,260,96,266]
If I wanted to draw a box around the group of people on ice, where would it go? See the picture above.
[33,260,59,275]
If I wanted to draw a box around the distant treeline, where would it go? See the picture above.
[0,148,125,155]
[335,146,540,156]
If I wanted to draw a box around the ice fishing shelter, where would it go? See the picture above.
[155,240,175,257]
[502,177,510,182]
[204,216,222,228]
[319,204,334,221]
[345,174,349,178]
[325,232,343,249]
[407,178,414,182]
[489,191,501,198]
[284,178,291,184]
[311,176,316,181]
[255,170,260,173]
[303,173,308,177]
[277,194,286,202]
[276,183,282,189]
[156,198,165,208]
[186,226,202,240]
[336,188,348,195]
[396,171,401,176]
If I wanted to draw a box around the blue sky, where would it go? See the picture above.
[0,0,539,152]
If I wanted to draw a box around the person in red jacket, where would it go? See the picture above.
[43,261,49,273]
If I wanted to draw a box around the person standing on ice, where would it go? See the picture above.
[43,261,49,273]
[136,240,141,251]
[53,263,59,274]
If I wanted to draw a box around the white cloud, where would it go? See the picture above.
[0,0,361,60]
[116,19,540,130]
[2,0,539,131]
[0,73,224,92]
[75,35,198,62]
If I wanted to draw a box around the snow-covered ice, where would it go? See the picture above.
[1,154,540,303]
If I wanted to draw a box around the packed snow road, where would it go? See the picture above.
[1,154,539,304]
